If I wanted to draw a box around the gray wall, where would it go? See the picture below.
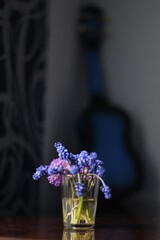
[42,0,160,213]
[41,0,84,215]
[91,0,160,205]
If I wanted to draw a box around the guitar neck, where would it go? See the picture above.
[86,48,104,98]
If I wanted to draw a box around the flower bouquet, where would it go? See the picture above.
[33,142,111,229]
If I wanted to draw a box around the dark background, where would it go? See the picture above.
[0,0,159,218]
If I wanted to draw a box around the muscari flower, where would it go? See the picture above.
[54,142,69,160]
[48,158,70,175]
[69,153,79,164]
[96,165,105,177]
[88,152,104,175]
[77,150,89,169]
[100,185,111,199]
[96,159,103,166]
[88,163,97,174]
[88,152,98,173]
[33,141,111,200]
[32,165,48,180]
[70,165,79,175]
[75,182,85,197]
[89,152,97,162]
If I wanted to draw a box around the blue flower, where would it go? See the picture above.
[96,160,103,166]
[70,165,79,175]
[32,142,111,201]
[80,150,88,158]
[100,185,111,199]
[47,158,70,176]
[89,152,97,161]
[77,151,89,169]
[69,153,79,164]
[54,142,69,160]
[88,152,96,166]
[48,165,64,175]
[96,165,105,177]
[88,163,97,173]
[75,182,85,197]
[32,165,48,180]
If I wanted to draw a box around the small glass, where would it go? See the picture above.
[61,174,99,229]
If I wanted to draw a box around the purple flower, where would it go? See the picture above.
[77,151,89,169]
[89,152,97,162]
[88,153,103,174]
[100,185,111,199]
[96,160,103,166]
[88,163,97,174]
[47,158,70,186]
[70,165,79,175]
[48,165,63,175]
[48,158,70,176]
[48,174,61,187]
[69,153,79,164]
[32,141,111,201]
[32,165,48,180]
[75,182,85,197]
[54,142,69,160]
[96,165,105,177]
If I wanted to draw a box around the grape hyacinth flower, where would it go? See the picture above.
[88,152,97,173]
[48,158,70,175]
[96,165,106,177]
[32,165,48,180]
[89,152,97,162]
[33,141,111,199]
[32,141,111,229]
[77,150,89,170]
[100,185,111,199]
[70,165,79,175]
[88,163,97,174]
[69,153,79,165]
[96,159,103,166]
[75,182,85,197]
[54,142,69,160]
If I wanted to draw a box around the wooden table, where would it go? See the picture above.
[0,213,159,240]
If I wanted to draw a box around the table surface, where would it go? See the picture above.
[0,213,159,240]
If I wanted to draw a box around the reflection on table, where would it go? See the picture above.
[0,209,159,240]
[63,229,94,240]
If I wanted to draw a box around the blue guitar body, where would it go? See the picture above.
[78,96,141,195]
[77,5,143,198]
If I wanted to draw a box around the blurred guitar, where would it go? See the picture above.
[77,5,143,198]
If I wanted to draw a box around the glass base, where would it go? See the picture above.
[62,197,97,228]
[64,223,94,230]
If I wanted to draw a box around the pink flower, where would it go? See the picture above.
[47,158,70,186]
[48,174,61,187]
[48,158,70,175]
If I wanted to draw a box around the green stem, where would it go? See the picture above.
[88,173,106,187]
[87,201,92,220]
[77,196,83,222]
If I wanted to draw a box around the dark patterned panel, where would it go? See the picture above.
[0,0,46,215]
